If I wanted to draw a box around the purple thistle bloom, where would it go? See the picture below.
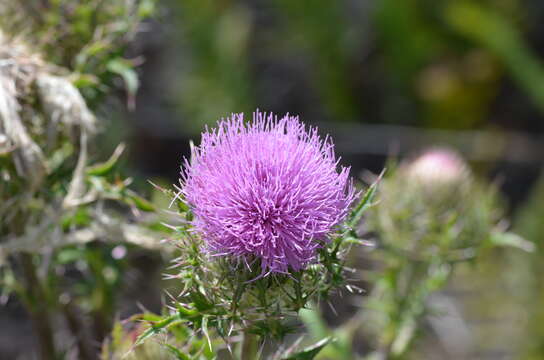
[180,111,355,275]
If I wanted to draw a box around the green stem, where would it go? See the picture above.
[87,249,114,343]
[63,301,95,360]
[381,260,433,359]
[240,331,258,360]
[18,253,57,360]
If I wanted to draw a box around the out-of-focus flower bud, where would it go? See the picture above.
[367,148,501,258]
[404,148,469,186]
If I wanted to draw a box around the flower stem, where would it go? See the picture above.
[241,331,258,360]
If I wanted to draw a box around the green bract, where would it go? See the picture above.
[133,178,379,357]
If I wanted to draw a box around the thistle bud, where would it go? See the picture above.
[404,148,469,186]
[368,148,500,257]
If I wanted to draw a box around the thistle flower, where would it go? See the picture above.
[180,111,355,275]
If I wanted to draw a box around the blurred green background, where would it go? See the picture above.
[2,0,544,359]
[126,0,543,186]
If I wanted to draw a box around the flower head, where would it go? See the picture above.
[180,111,355,275]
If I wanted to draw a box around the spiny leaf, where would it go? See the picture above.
[347,170,383,229]
[282,337,332,360]
[127,312,164,323]
[177,304,199,319]
[126,190,156,212]
[86,143,125,176]
[163,343,192,360]
[148,179,190,213]
[190,291,214,312]
[201,315,212,351]
[133,313,183,348]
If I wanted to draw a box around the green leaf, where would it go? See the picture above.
[347,171,383,229]
[163,343,192,360]
[177,199,190,213]
[72,73,99,89]
[84,41,110,57]
[201,315,212,351]
[57,247,84,264]
[126,190,156,212]
[111,321,125,352]
[133,313,183,347]
[86,143,125,176]
[148,180,190,213]
[177,304,199,320]
[106,58,139,107]
[299,308,329,340]
[391,319,417,356]
[490,231,535,252]
[61,207,91,231]
[190,291,214,312]
[283,337,332,360]
[138,0,156,17]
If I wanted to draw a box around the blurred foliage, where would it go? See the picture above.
[167,0,255,132]
[512,175,544,359]
[0,1,159,359]
[272,0,362,120]
[163,0,544,133]
[445,2,544,113]
[0,0,156,106]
